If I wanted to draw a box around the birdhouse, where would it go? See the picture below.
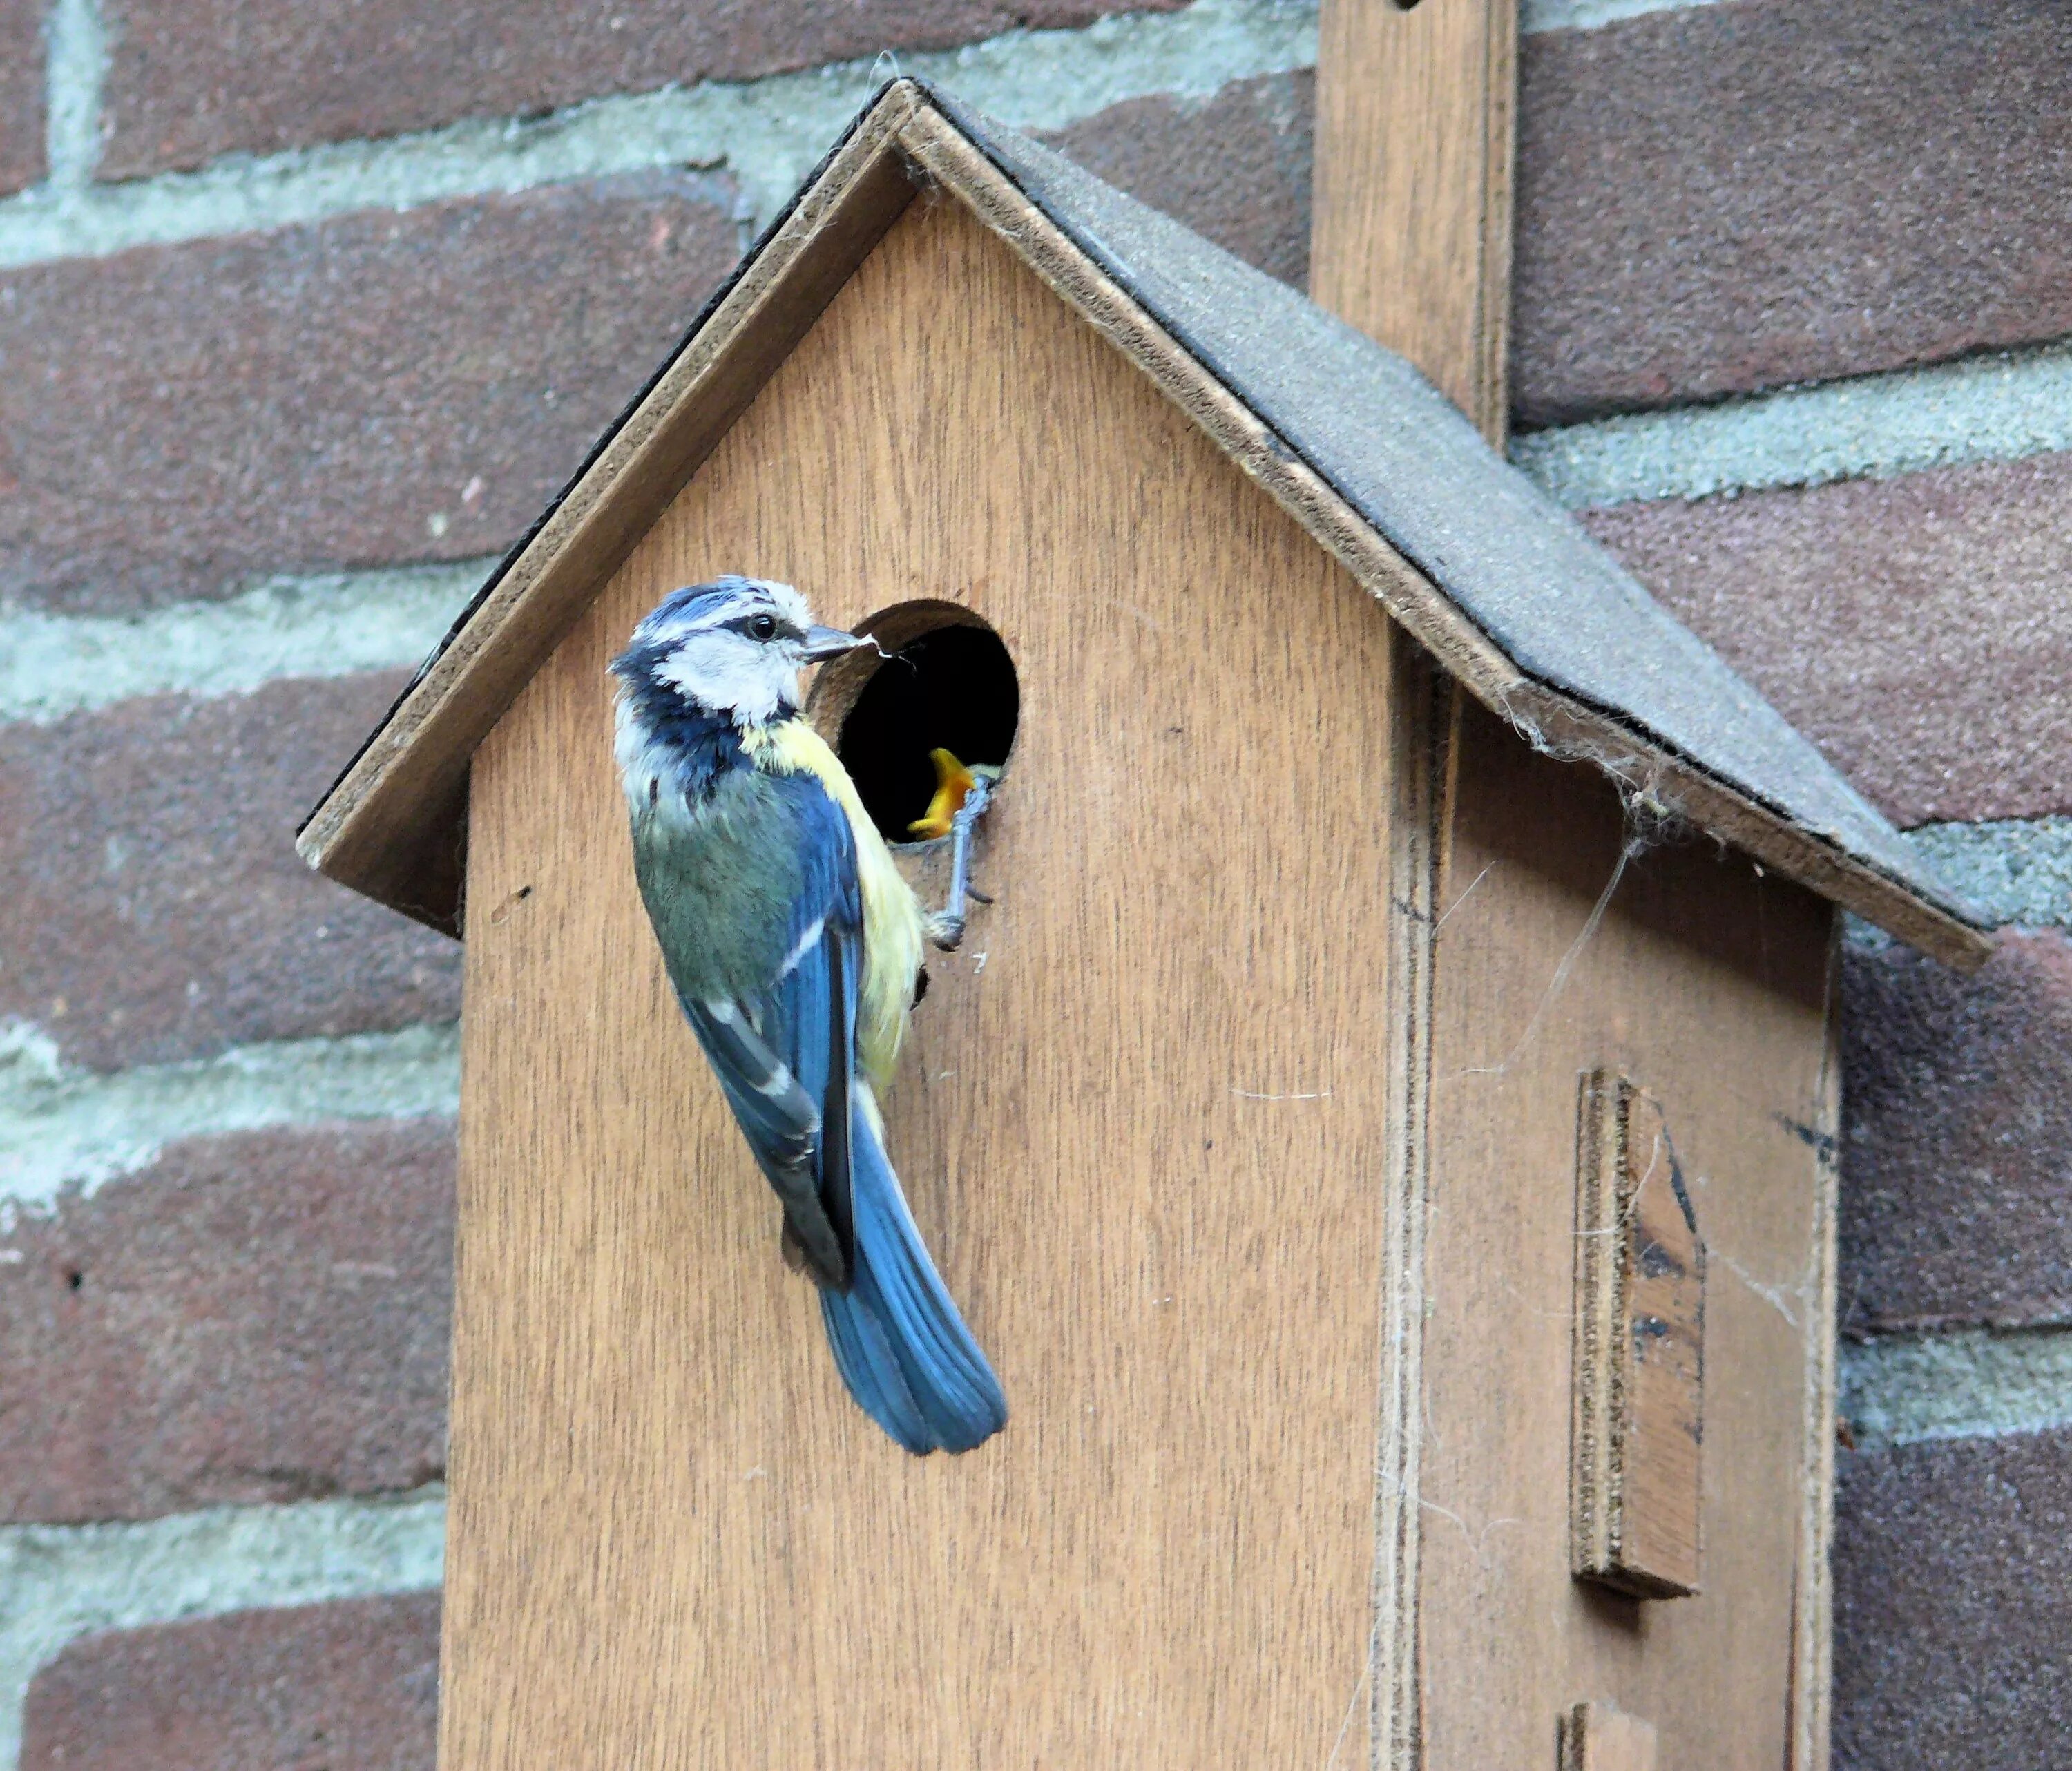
[299,81,1986,1770]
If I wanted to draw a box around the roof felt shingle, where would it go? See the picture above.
[923,84,1964,929]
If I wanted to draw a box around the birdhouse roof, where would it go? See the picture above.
[298,78,1988,968]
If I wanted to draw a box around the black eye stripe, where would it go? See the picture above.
[727,611,797,641]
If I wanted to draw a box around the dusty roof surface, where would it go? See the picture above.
[923,84,1968,931]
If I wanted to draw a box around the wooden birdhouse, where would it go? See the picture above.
[299,77,1986,1771]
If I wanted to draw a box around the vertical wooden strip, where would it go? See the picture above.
[1571,1073,1706,1600]
[1370,644,1450,1767]
[1309,10,1512,1759]
[1310,0,1519,441]
[1790,930,1844,1771]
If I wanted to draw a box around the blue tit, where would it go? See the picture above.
[609,575,1008,1455]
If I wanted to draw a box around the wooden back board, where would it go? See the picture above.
[1410,699,1838,1770]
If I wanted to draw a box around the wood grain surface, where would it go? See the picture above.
[1560,1698,1660,1771]
[1416,702,1836,1771]
[445,195,1401,1767]
[1572,1073,1707,1600]
[1788,962,1842,1771]
[1310,0,1517,441]
[1305,18,1510,1753]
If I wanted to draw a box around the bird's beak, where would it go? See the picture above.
[798,624,870,662]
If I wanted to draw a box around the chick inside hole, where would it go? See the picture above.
[810,607,1019,845]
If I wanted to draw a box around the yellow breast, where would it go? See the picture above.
[744,718,925,1093]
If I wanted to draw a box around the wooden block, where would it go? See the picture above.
[1310,0,1517,441]
[1560,1699,1660,1771]
[1571,1071,1706,1598]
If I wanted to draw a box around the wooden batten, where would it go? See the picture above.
[1307,7,1507,1759]
[1571,1071,1707,1600]
[1312,0,1517,441]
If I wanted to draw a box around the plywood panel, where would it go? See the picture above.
[444,195,1401,1766]
[1416,702,1837,1771]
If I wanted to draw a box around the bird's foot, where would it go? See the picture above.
[926,769,996,952]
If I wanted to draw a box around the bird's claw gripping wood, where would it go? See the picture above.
[909,747,997,953]
[927,768,995,952]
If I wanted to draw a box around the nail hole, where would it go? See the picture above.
[64,1268,83,1292]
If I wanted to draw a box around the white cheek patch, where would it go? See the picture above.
[657,631,796,726]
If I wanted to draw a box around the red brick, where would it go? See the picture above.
[99,0,1181,178]
[1840,929,2072,1335]
[22,1594,440,1770]
[0,175,740,615]
[1040,73,1314,290]
[1833,1430,2072,1769]
[1513,0,2072,426]
[1042,0,2072,424]
[0,676,459,1073]
[1582,454,2072,828]
[0,1120,452,1524]
[0,0,42,195]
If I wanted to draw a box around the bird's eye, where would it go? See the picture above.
[748,613,778,641]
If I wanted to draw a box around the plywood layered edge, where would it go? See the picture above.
[295,80,1989,970]
[1787,935,1844,1771]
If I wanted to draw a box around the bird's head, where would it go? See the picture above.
[609,576,867,729]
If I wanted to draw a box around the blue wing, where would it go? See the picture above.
[680,776,861,1287]
[681,767,1006,1455]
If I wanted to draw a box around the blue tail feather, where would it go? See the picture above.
[819,1108,1007,1455]
[820,1280,935,1455]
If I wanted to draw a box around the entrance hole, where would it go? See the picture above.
[809,602,1020,845]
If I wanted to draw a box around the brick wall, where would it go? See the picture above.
[2,0,2064,1762]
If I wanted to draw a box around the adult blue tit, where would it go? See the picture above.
[608,575,1008,1456]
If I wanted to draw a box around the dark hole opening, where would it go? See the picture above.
[64,1268,83,1292]
[834,623,1019,844]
